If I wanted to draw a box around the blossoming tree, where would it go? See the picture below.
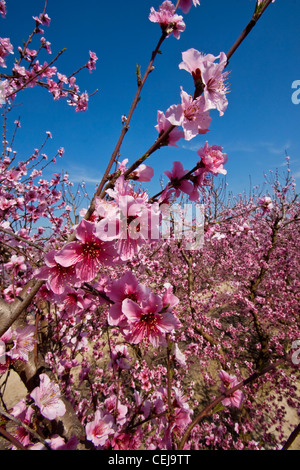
[0,0,299,451]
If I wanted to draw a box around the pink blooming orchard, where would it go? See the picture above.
[0,0,299,452]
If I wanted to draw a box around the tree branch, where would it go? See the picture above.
[178,356,289,450]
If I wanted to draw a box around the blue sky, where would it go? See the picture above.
[2,0,300,200]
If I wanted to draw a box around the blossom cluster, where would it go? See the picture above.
[0,0,297,454]
[0,9,97,111]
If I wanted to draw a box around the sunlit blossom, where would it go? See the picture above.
[30,374,66,420]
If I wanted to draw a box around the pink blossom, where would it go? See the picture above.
[130,164,154,182]
[54,219,118,282]
[179,48,221,80]
[149,1,186,39]
[30,373,66,420]
[171,387,193,428]
[108,344,132,371]
[114,195,154,260]
[161,386,193,449]
[105,270,150,327]
[11,400,35,447]
[76,91,89,112]
[85,410,115,447]
[95,198,120,232]
[0,1,7,18]
[12,64,27,77]
[111,431,142,450]
[65,332,88,353]
[200,52,229,116]
[155,110,184,147]
[47,79,62,100]
[165,87,211,140]
[87,50,98,72]
[41,37,52,54]
[44,435,79,450]
[40,64,57,79]
[0,37,13,68]
[105,174,132,203]
[196,141,228,180]
[21,47,37,61]
[219,370,244,408]
[33,12,51,26]
[0,79,8,105]
[162,283,179,311]
[97,179,160,261]
[7,325,36,362]
[58,147,65,157]
[0,196,16,210]
[0,328,11,372]
[172,343,187,367]
[258,196,273,214]
[35,249,79,295]
[61,288,91,317]
[4,254,27,272]
[104,395,128,425]
[164,160,193,198]
[178,0,200,14]
[2,285,22,304]
[179,49,229,116]
[68,90,89,112]
[117,158,128,174]
[122,292,180,347]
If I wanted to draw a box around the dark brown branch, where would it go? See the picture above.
[0,226,45,252]
[281,422,300,450]
[0,279,45,338]
[0,425,26,450]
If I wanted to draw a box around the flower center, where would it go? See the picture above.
[93,423,104,438]
[40,387,59,408]
[140,312,158,327]
[82,241,101,258]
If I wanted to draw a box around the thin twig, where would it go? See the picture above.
[6,49,66,99]
[0,425,26,450]
[0,407,52,450]
[226,0,275,62]
[178,356,289,450]
[82,31,168,222]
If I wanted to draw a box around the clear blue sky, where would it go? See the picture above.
[2,0,300,199]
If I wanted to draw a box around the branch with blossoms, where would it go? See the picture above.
[178,354,291,450]
[0,0,277,363]
[0,405,52,450]
[226,0,276,64]
[84,0,276,222]
[2,0,298,453]
[0,0,279,342]
[0,2,98,112]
